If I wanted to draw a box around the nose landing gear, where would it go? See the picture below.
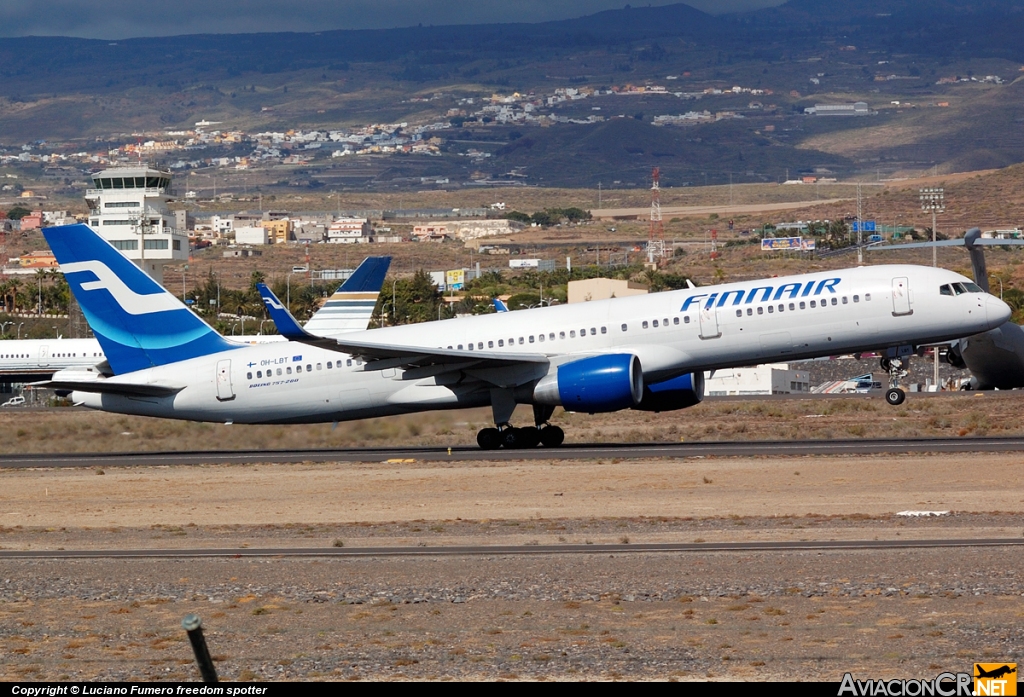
[881,355,908,406]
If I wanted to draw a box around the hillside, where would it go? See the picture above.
[2,1,1024,186]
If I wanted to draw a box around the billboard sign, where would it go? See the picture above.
[761,236,803,250]
[445,269,465,291]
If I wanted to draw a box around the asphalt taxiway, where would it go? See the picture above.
[3,435,1024,469]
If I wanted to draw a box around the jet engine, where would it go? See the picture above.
[532,353,643,413]
[632,371,705,412]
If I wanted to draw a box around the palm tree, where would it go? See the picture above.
[8,277,22,314]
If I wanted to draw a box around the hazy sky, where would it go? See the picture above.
[0,0,787,39]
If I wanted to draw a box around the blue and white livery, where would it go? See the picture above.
[40,223,1011,449]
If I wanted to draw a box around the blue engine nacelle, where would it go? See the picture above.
[633,371,705,412]
[533,354,643,413]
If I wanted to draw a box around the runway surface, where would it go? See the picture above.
[2,537,1022,560]
[3,435,1024,469]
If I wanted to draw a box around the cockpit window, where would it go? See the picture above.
[952,282,968,295]
[963,282,983,293]
[939,284,953,296]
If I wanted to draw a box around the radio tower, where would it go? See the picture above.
[647,167,665,264]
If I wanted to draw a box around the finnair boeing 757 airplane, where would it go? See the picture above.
[39,223,1010,449]
[0,255,390,382]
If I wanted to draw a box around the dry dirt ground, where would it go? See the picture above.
[1,401,1023,681]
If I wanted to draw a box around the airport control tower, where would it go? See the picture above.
[84,167,189,283]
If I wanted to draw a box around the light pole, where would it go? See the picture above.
[17,322,24,339]
[0,321,11,337]
[391,278,398,326]
[286,274,291,314]
[51,325,57,338]
[920,187,945,389]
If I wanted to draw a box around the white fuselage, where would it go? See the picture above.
[0,334,285,378]
[73,265,1009,424]
[0,339,107,377]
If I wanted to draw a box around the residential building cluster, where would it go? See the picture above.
[0,80,788,177]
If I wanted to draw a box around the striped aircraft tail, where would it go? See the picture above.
[303,256,390,336]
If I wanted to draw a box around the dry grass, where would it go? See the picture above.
[0,392,1019,454]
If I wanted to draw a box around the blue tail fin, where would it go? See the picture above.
[338,256,390,292]
[493,297,509,313]
[44,223,239,374]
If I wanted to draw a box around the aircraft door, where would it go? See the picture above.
[892,277,912,316]
[215,359,235,401]
[699,302,721,339]
[39,345,49,367]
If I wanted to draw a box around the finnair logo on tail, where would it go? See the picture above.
[262,295,285,311]
[61,261,181,316]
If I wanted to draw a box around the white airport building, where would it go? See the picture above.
[704,364,810,396]
[85,166,189,282]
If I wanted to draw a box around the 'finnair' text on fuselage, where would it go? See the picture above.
[680,278,840,310]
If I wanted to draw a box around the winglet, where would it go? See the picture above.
[256,283,313,340]
[493,297,509,313]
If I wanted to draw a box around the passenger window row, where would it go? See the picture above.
[446,326,608,351]
[247,357,363,380]
[732,294,869,318]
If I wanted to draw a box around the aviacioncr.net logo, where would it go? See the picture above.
[838,672,973,696]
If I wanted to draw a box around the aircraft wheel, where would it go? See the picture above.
[519,427,542,449]
[885,388,906,406]
[880,357,892,372]
[539,425,565,447]
[501,428,522,449]
[477,427,502,450]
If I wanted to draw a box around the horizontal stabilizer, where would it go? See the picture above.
[34,377,184,397]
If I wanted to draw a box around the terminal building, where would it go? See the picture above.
[85,167,189,282]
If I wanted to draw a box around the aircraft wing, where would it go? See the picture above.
[257,282,549,372]
[869,239,970,250]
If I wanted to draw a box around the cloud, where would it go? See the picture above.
[0,0,785,39]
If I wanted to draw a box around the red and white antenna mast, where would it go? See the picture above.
[647,167,665,264]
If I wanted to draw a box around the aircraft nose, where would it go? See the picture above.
[985,294,1012,327]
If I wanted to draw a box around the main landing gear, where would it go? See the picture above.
[880,355,909,406]
[476,403,565,450]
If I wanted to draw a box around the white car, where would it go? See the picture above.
[2,396,25,407]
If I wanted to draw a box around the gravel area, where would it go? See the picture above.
[2,549,1022,681]
[1,450,1022,681]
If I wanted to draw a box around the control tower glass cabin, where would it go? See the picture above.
[84,167,189,283]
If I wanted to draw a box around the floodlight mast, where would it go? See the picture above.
[920,187,946,389]
[647,167,665,264]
